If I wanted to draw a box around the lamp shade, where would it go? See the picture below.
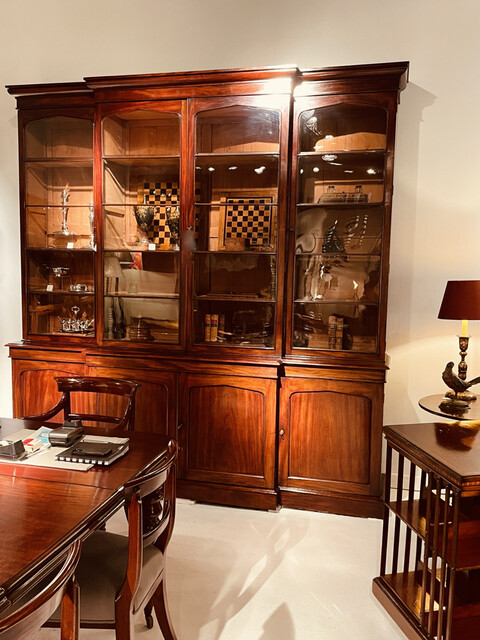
[438,280,480,320]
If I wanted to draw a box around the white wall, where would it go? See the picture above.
[1,0,479,424]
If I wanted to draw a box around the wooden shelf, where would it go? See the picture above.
[382,571,432,622]
[105,293,179,300]
[28,290,94,297]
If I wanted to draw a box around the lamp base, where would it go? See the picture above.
[445,390,477,402]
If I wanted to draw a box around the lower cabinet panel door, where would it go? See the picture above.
[87,366,177,437]
[179,373,276,489]
[13,359,85,418]
[278,376,383,496]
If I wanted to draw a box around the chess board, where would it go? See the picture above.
[137,181,179,245]
[223,197,272,246]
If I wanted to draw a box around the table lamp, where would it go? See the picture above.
[438,280,480,399]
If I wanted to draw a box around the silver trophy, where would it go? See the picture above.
[54,187,75,238]
[88,202,96,249]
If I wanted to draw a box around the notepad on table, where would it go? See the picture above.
[55,438,129,466]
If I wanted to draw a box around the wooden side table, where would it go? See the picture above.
[373,422,480,640]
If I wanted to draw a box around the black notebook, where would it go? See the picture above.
[55,439,129,466]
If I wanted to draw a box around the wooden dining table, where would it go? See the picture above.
[0,417,172,609]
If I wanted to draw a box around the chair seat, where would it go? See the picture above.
[51,530,165,625]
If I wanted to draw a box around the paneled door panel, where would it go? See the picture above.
[289,389,371,484]
[179,373,276,488]
[279,376,383,496]
[14,359,85,418]
[87,366,177,437]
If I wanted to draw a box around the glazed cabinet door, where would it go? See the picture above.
[189,95,291,356]
[278,374,384,516]
[100,101,186,349]
[178,372,277,497]
[87,365,177,437]
[22,112,96,341]
[286,93,398,359]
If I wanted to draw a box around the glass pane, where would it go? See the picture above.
[26,205,95,249]
[195,204,277,252]
[104,251,179,344]
[296,206,383,256]
[25,163,93,207]
[193,254,276,348]
[27,249,95,293]
[299,105,387,153]
[297,153,384,204]
[193,301,275,348]
[104,296,179,344]
[293,302,378,353]
[194,253,276,300]
[103,202,179,251]
[24,117,93,159]
[103,110,180,156]
[104,251,179,297]
[195,155,278,203]
[27,291,94,336]
[196,105,280,154]
[103,159,179,204]
[294,255,380,303]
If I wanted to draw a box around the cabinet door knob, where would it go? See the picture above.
[279,429,285,439]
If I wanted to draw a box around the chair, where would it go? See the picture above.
[50,439,178,639]
[25,376,140,430]
[0,540,81,640]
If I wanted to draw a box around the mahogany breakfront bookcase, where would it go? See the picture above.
[6,62,408,516]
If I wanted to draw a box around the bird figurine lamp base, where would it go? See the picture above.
[442,360,480,406]
[445,335,477,401]
[445,390,477,401]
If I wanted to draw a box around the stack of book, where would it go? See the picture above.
[328,315,344,350]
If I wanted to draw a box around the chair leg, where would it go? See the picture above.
[151,579,177,640]
[144,600,154,629]
[61,577,79,640]
[114,597,134,640]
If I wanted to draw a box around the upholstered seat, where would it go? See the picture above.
[49,439,178,639]
[71,531,164,625]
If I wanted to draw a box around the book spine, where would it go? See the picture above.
[218,313,225,339]
[210,314,218,341]
[328,315,337,349]
[335,318,344,350]
[204,314,211,341]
